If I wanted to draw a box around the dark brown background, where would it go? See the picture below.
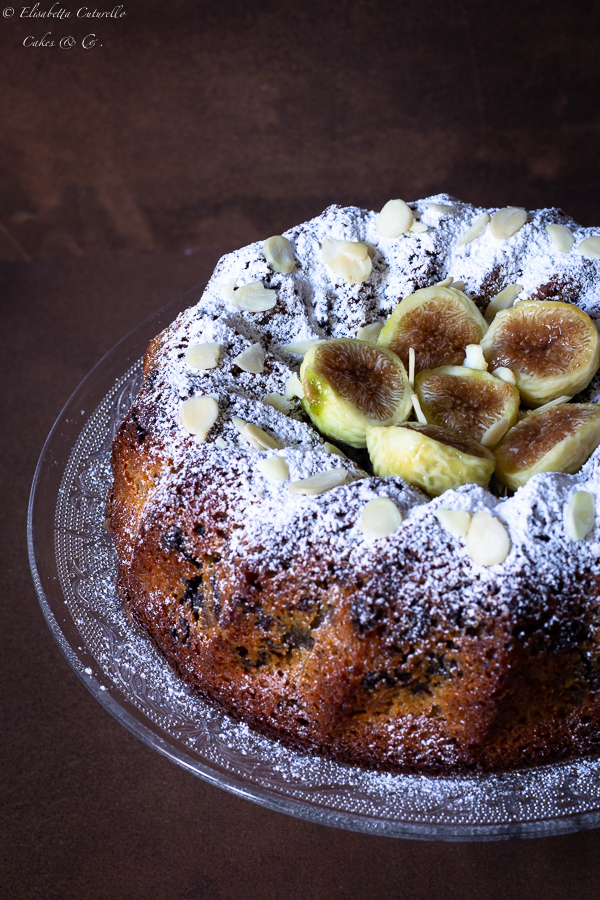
[4,1,600,898]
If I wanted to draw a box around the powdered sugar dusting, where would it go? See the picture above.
[130,197,600,645]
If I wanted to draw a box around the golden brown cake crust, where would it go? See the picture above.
[107,199,600,773]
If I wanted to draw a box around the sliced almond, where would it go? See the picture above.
[456,212,490,247]
[492,366,517,385]
[564,491,596,540]
[289,468,351,495]
[285,372,305,400]
[463,344,488,370]
[546,223,574,253]
[263,235,295,274]
[215,436,228,450]
[376,199,413,238]
[262,392,294,414]
[466,510,511,566]
[450,280,465,290]
[528,395,572,414]
[324,442,347,458]
[480,418,510,448]
[426,202,454,215]
[321,239,372,282]
[576,237,600,259]
[490,207,527,241]
[256,455,290,482]
[359,497,402,537]
[357,322,384,343]
[436,276,454,287]
[362,241,377,259]
[411,392,428,424]
[485,284,523,322]
[185,343,221,370]
[245,422,281,450]
[180,397,219,441]
[408,347,416,388]
[233,342,265,373]
[230,281,277,312]
[282,338,323,355]
[435,508,472,538]
[231,416,281,450]
[409,220,428,234]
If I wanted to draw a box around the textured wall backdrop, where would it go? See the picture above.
[1,0,599,260]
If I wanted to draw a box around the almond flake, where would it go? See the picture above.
[408,347,416,388]
[289,468,351,495]
[463,344,488,370]
[321,239,372,282]
[435,508,471,538]
[450,280,465,290]
[436,276,453,287]
[485,284,523,322]
[409,220,428,234]
[362,241,376,259]
[180,397,219,441]
[263,235,295,274]
[411,393,427,424]
[425,202,454,215]
[359,497,402,537]
[546,223,574,253]
[456,212,490,247]
[233,342,265,373]
[466,510,511,566]
[530,396,573,414]
[576,236,600,259]
[564,491,596,540]
[230,281,277,312]
[480,418,510,448]
[256,455,290,482]
[245,422,281,450]
[214,436,228,450]
[282,338,323,355]
[490,207,527,241]
[285,373,305,400]
[357,322,384,343]
[492,367,516,385]
[185,343,221,370]
[262,393,294,414]
[376,199,413,238]
[324,442,347,458]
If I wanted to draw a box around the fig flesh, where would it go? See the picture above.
[300,338,412,448]
[377,285,488,375]
[494,402,600,490]
[480,300,600,407]
[414,366,520,446]
[366,423,495,496]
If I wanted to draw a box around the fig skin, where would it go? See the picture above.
[300,338,412,448]
[494,402,600,490]
[366,423,495,497]
[415,366,520,445]
[480,300,600,408]
[377,285,488,374]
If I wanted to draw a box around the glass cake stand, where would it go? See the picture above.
[28,282,600,841]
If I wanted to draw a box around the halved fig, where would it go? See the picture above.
[494,402,600,490]
[300,338,412,448]
[377,285,488,374]
[414,366,520,446]
[480,300,600,408]
[366,423,495,496]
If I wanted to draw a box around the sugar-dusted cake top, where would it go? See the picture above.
[132,196,600,641]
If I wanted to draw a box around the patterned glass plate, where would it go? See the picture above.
[28,283,600,841]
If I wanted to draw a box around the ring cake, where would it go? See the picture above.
[108,196,600,773]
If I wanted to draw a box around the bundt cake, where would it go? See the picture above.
[107,196,600,773]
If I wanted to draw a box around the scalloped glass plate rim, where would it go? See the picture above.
[27,281,600,842]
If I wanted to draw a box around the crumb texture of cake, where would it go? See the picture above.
[107,197,600,773]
